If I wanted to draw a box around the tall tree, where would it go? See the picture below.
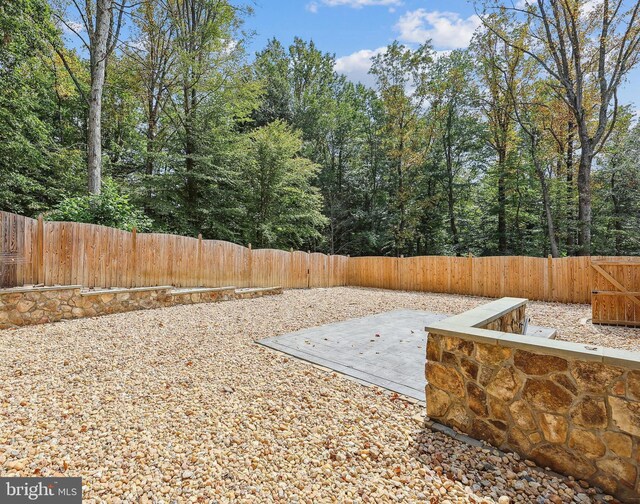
[481,0,640,255]
[427,49,483,255]
[239,120,326,249]
[370,41,433,255]
[52,0,128,194]
[126,0,177,176]
[472,16,523,254]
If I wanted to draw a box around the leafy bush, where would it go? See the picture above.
[48,179,152,231]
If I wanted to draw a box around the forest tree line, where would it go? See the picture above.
[1,0,639,257]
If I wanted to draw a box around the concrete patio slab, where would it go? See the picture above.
[258,310,447,401]
[258,309,557,402]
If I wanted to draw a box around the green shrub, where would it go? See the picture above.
[48,179,152,231]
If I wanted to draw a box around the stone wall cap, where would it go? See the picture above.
[80,286,173,296]
[236,286,282,292]
[440,297,527,328]
[0,285,81,294]
[171,286,236,294]
[428,318,640,365]
[603,347,640,370]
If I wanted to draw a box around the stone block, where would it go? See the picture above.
[522,378,573,413]
[530,444,596,478]
[568,429,606,459]
[488,395,509,422]
[426,384,450,418]
[478,366,496,387]
[442,351,458,366]
[509,400,537,432]
[426,362,465,398]
[100,293,115,303]
[596,457,637,489]
[486,366,522,402]
[609,396,640,437]
[426,335,441,362]
[459,358,478,380]
[470,419,505,447]
[444,402,470,430]
[537,413,568,443]
[466,382,488,417]
[627,370,640,401]
[514,350,568,375]
[552,373,577,396]
[602,431,632,458]
[508,427,532,453]
[16,300,35,313]
[570,361,624,393]
[443,336,474,356]
[475,343,511,365]
[571,396,608,429]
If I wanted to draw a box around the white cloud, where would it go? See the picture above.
[323,0,401,8]
[334,47,386,87]
[60,20,85,35]
[306,2,319,13]
[394,9,481,49]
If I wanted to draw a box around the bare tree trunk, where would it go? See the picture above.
[576,140,592,256]
[86,0,113,194]
[145,106,156,175]
[565,122,575,253]
[497,149,507,254]
[610,172,623,255]
[445,149,460,255]
[534,159,559,257]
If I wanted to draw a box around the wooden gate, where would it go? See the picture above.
[591,258,640,326]
[0,212,36,288]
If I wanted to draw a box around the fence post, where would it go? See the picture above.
[130,228,137,288]
[548,254,553,302]
[468,252,473,295]
[197,234,203,287]
[247,243,252,288]
[36,214,45,285]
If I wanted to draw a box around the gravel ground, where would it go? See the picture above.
[1,287,637,504]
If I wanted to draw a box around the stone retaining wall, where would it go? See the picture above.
[426,300,640,502]
[0,285,282,329]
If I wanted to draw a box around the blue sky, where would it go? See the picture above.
[244,0,638,108]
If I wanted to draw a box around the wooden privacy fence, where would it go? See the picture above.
[0,212,348,290]
[1,211,639,308]
[347,255,594,303]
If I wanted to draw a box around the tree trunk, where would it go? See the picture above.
[565,121,575,253]
[576,139,592,256]
[184,85,197,206]
[610,172,623,255]
[445,150,460,255]
[497,148,507,254]
[534,158,559,257]
[145,96,157,175]
[87,0,112,195]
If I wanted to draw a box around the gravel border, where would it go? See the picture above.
[1,287,631,503]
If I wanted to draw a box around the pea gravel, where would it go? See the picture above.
[1,287,635,504]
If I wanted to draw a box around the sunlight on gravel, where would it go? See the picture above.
[0,287,632,503]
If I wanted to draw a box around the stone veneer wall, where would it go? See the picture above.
[0,285,282,329]
[477,304,526,333]
[426,329,640,501]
